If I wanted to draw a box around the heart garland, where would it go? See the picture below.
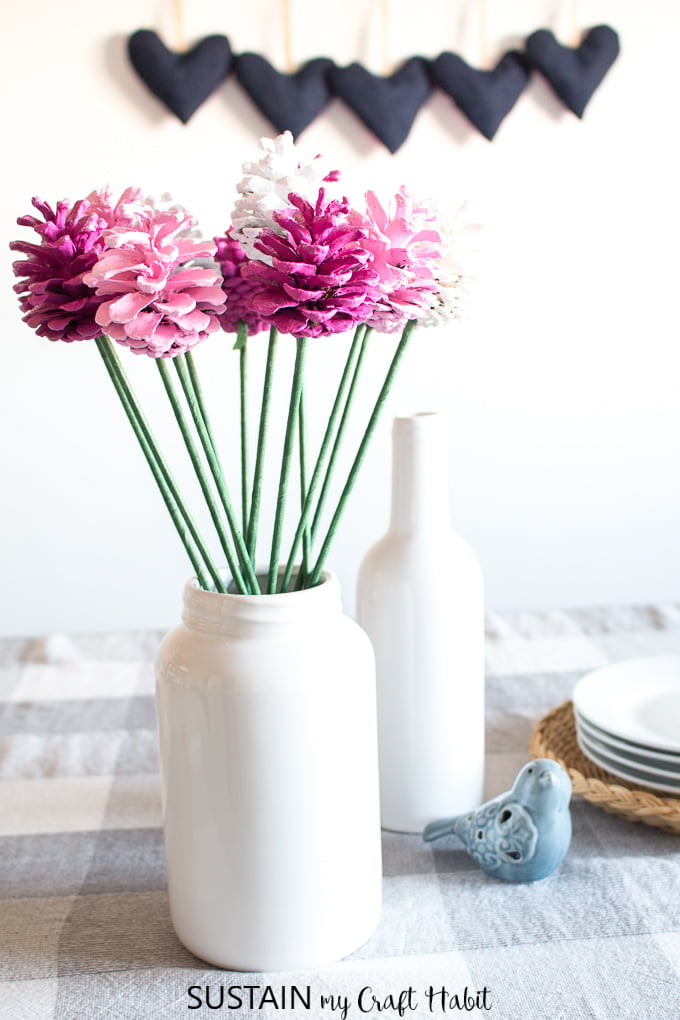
[526,25,620,118]
[429,50,530,141]
[126,25,620,147]
[128,29,233,124]
[235,54,335,138]
[330,58,432,154]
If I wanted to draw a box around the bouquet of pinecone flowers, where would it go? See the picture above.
[10,132,478,595]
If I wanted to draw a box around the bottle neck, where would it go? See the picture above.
[389,413,451,534]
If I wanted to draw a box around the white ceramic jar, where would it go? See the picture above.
[156,570,382,971]
[357,413,485,833]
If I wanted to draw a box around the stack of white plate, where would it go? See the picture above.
[572,655,680,795]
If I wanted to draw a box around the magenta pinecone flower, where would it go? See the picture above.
[353,188,443,334]
[241,190,380,339]
[84,206,226,358]
[10,196,110,343]
[214,230,266,336]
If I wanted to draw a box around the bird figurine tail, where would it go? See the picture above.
[423,816,459,842]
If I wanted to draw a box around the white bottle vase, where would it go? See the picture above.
[357,413,485,833]
[155,570,382,971]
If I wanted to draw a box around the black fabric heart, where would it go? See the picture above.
[127,30,233,123]
[429,51,530,140]
[235,54,335,138]
[525,25,620,118]
[330,58,432,153]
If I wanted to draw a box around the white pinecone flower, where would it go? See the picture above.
[231,132,339,262]
[418,204,482,328]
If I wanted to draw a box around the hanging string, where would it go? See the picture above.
[282,0,293,72]
[571,0,581,45]
[478,0,490,70]
[173,0,187,50]
[381,0,390,75]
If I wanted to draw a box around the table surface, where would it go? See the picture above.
[2,603,680,1019]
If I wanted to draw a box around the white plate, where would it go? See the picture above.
[575,711,680,770]
[576,722,680,783]
[576,729,680,795]
[572,655,680,753]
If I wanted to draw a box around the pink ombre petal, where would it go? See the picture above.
[364,192,389,231]
[202,314,222,333]
[240,260,276,281]
[169,308,211,332]
[46,314,73,331]
[252,289,297,314]
[272,309,312,333]
[90,279,139,296]
[106,323,130,342]
[153,292,196,317]
[107,291,152,323]
[175,235,216,256]
[255,232,295,260]
[59,296,91,313]
[187,285,227,305]
[125,310,164,340]
[270,259,318,277]
[95,300,117,327]
[281,283,327,301]
[144,322,177,348]
[170,268,222,288]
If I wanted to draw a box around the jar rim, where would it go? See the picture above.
[181,569,341,631]
[189,567,333,600]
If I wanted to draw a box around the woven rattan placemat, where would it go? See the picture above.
[530,700,680,834]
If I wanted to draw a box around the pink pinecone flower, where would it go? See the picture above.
[10,196,111,343]
[214,230,267,336]
[353,187,443,334]
[84,205,225,358]
[242,190,379,339]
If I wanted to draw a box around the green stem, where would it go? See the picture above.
[310,326,371,543]
[174,356,260,594]
[267,337,307,593]
[237,324,249,536]
[157,359,248,595]
[297,389,311,585]
[247,326,279,563]
[183,351,215,451]
[280,323,366,593]
[94,337,221,592]
[308,319,417,587]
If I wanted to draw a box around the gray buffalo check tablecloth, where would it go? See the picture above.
[2,603,680,1019]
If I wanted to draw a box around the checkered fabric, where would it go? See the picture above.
[2,606,680,1018]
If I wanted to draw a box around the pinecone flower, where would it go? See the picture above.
[417,204,482,328]
[242,190,379,339]
[10,196,110,343]
[84,205,225,358]
[231,131,341,262]
[354,188,443,334]
[9,188,154,344]
[214,230,267,336]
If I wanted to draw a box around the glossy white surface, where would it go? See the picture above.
[575,712,680,770]
[156,571,382,971]
[576,727,680,795]
[357,413,485,833]
[573,655,680,753]
[576,720,680,784]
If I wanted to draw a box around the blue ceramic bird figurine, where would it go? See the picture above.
[423,759,572,882]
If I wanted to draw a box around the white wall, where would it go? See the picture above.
[1,0,679,637]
